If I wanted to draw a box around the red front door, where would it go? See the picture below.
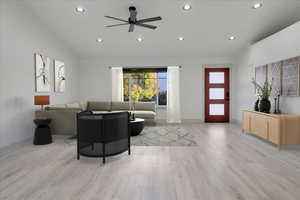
[205,68,230,122]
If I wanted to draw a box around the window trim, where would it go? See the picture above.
[123,68,167,73]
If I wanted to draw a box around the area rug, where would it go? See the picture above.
[64,125,198,147]
[131,125,197,146]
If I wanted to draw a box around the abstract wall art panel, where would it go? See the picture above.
[281,57,300,96]
[35,53,51,93]
[255,65,267,87]
[255,56,300,97]
[268,61,282,96]
[54,60,66,93]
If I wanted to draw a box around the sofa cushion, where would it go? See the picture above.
[79,101,88,111]
[131,110,156,119]
[111,102,130,110]
[66,103,81,109]
[36,110,79,135]
[134,102,156,111]
[45,104,67,110]
[88,101,111,111]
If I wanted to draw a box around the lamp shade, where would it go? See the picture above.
[34,95,50,105]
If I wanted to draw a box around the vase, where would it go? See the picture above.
[273,98,278,114]
[254,99,259,111]
[259,99,271,113]
[277,95,281,114]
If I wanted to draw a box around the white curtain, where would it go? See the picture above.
[167,66,181,123]
[111,67,124,102]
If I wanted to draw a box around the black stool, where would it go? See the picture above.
[33,118,52,145]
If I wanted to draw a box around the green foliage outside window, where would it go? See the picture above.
[123,72,167,105]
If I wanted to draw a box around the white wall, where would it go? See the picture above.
[0,0,5,148]
[0,1,80,148]
[79,57,234,120]
[234,21,300,122]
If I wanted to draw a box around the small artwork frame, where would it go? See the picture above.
[267,61,282,96]
[54,60,66,93]
[35,53,51,93]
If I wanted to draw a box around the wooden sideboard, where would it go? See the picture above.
[242,110,300,149]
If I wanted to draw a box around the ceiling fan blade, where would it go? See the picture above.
[135,23,157,30]
[136,16,162,24]
[104,16,128,23]
[106,23,129,27]
[128,24,134,32]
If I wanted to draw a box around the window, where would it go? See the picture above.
[123,68,167,106]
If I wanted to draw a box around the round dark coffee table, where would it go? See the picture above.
[33,118,52,145]
[130,118,145,136]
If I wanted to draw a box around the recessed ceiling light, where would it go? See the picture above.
[96,38,103,43]
[229,36,236,40]
[76,7,85,13]
[178,37,184,41]
[137,37,143,42]
[183,4,192,11]
[253,3,263,9]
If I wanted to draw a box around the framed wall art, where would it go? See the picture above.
[35,53,51,93]
[54,60,66,93]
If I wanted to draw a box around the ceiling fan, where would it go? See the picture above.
[105,6,162,32]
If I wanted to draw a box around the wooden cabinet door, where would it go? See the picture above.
[251,114,268,139]
[242,112,251,132]
[268,118,280,145]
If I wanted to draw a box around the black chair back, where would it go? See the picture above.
[76,111,130,164]
[101,112,129,143]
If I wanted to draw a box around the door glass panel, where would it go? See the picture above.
[209,88,224,99]
[209,104,224,115]
[209,72,224,84]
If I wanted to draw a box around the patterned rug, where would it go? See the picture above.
[131,125,197,146]
[64,125,198,147]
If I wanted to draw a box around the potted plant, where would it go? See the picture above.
[252,79,272,113]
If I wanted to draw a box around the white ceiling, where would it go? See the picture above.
[24,0,300,59]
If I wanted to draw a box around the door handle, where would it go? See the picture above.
[226,92,230,101]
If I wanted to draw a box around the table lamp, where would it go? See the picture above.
[34,95,50,111]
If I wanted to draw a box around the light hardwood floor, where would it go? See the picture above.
[1,123,300,200]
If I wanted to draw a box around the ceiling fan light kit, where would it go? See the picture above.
[105,6,162,32]
[75,7,85,13]
[183,4,192,11]
[96,38,103,43]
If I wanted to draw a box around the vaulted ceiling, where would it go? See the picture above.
[24,0,300,58]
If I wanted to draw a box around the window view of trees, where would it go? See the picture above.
[123,71,167,106]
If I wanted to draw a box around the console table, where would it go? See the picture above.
[242,110,300,149]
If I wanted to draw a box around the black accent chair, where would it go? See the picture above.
[77,111,130,164]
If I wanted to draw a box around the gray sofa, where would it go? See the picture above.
[36,101,156,135]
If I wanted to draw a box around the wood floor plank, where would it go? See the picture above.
[1,123,300,200]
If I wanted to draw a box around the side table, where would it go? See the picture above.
[33,118,52,145]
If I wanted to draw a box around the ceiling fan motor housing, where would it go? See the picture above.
[128,6,137,23]
[128,17,135,23]
[129,6,136,11]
